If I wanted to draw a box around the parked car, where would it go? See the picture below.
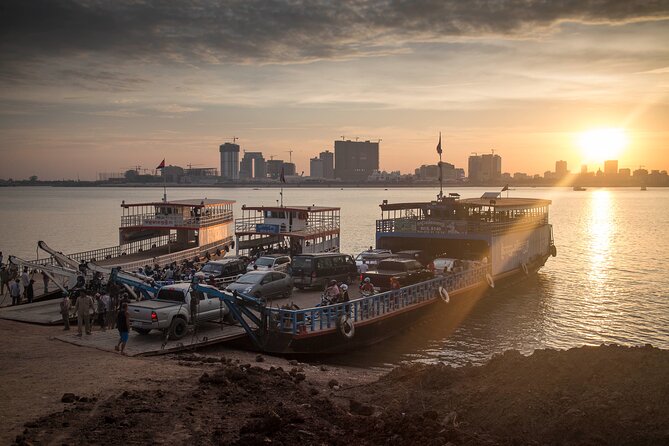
[198,257,247,286]
[227,271,293,300]
[354,249,394,273]
[431,257,457,275]
[395,250,431,266]
[291,253,358,290]
[361,258,434,292]
[128,283,227,340]
[247,254,291,272]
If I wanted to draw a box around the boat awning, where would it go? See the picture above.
[240,205,339,212]
[122,199,235,208]
[460,198,552,209]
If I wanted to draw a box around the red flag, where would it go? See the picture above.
[156,159,165,169]
[436,132,442,155]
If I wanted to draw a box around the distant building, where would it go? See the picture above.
[239,152,266,179]
[310,157,324,178]
[555,160,568,177]
[319,150,334,179]
[283,162,296,176]
[334,140,379,181]
[468,153,501,182]
[619,168,631,178]
[219,143,240,180]
[266,160,284,180]
[604,160,618,176]
[581,164,588,174]
[161,165,184,183]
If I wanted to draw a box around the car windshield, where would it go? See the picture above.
[292,257,312,268]
[254,258,274,267]
[236,273,264,284]
[201,263,223,274]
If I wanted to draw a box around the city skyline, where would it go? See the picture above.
[1,1,668,180]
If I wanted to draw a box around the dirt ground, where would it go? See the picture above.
[3,319,669,445]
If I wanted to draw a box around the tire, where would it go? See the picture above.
[337,314,355,340]
[133,327,151,335]
[168,318,187,340]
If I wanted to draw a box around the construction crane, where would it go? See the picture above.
[285,150,293,163]
[187,163,203,170]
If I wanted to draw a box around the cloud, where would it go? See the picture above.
[1,0,668,70]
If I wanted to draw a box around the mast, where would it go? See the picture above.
[436,132,443,200]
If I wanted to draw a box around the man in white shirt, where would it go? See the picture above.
[20,267,30,300]
[10,278,21,305]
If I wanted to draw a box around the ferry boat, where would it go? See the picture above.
[375,191,556,286]
[234,204,340,257]
[34,198,235,271]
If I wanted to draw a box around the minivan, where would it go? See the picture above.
[291,253,357,290]
[198,257,247,285]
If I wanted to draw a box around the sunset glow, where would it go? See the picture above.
[578,128,628,164]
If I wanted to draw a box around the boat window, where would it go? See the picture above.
[156,289,186,303]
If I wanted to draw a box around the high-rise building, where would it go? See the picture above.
[468,153,501,182]
[334,140,379,181]
[604,160,618,176]
[266,160,284,180]
[319,150,334,179]
[581,164,588,174]
[555,160,568,176]
[619,168,631,177]
[283,162,296,176]
[219,143,240,180]
[239,152,266,179]
[310,157,324,178]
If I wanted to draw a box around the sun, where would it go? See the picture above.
[578,128,628,164]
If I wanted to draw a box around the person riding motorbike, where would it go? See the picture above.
[323,279,341,304]
[360,277,375,295]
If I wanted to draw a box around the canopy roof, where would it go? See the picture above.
[122,198,235,208]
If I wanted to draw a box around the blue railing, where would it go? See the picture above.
[265,264,489,335]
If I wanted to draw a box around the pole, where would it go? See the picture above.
[438,152,443,200]
[163,169,167,203]
[280,187,283,207]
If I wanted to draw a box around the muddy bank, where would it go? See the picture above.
[12,344,669,445]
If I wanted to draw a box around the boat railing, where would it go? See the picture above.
[121,210,233,228]
[376,215,548,236]
[235,216,339,236]
[31,234,178,266]
[265,263,490,336]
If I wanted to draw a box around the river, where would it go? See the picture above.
[1,186,668,366]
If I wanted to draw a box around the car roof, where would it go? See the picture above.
[293,252,349,258]
[380,258,416,264]
[242,270,272,276]
[257,254,290,259]
[206,258,244,265]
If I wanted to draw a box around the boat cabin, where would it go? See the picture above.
[119,198,235,254]
[235,205,340,256]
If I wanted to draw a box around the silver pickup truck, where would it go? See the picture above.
[128,283,229,340]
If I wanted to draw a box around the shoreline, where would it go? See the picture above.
[4,318,668,445]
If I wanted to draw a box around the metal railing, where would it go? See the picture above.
[265,263,489,335]
[121,210,233,228]
[376,215,549,236]
[235,216,339,236]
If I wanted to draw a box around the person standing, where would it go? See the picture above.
[0,251,4,266]
[60,294,71,330]
[20,267,30,301]
[10,278,21,305]
[41,270,50,294]
[95,293,107,331]
[74,292,94,336]
[26,278,35,304]
[0,265,8,296]
[115,302,130,355]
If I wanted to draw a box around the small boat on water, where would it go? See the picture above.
[641,186,647,191]
[573,186,587,191]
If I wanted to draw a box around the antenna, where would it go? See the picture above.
[230,136,239,143]
[341,135,346,140]
[286,150,293,163]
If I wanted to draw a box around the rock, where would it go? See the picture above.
[319,365,329,372]
[328,379,339,388]
[289,359,299,366]
[333,385,341,391]
[61,393,76,403]
[255,354,265,362]
[350,400,374,416]
[294,373,306,383]
[23,421,38,428]
[78,396,90,403]
[309,388,319,396]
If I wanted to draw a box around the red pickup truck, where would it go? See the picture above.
[361,259,434,292]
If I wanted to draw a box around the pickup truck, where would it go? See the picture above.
[128,283,229,340]
[361,259,434,292]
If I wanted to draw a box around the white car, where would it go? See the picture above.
[247,255,291,272]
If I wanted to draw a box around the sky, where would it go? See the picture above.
[1,0,668,180]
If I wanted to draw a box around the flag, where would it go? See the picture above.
[280,166,286,183]
[501,184,509,192]
[156,159,165,169]
[436,132,442,155]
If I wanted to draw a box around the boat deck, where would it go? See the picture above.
[0,300,64,324]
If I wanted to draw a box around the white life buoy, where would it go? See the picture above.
[337,314,355,339]
[485,273,495,289]
[521,262,529,275]
[438,286,450,303]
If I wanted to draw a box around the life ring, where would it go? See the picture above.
[485,273,495,289]
[337,314,355,339]
[521,262,529,275]
[550,245,557,257]
[438,286,450,303]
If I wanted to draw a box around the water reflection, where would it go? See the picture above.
[587,190,613,286]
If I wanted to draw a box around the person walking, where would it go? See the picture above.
[74,292,94,336]
[60,293,71,330]
[115,302,130,355]
[20,267,30,301]
[10,278,21,305]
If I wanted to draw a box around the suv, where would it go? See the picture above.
[291,253,357,290]
[354,249,394,272]
[247,255,291,272]
[198,257,248,286]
